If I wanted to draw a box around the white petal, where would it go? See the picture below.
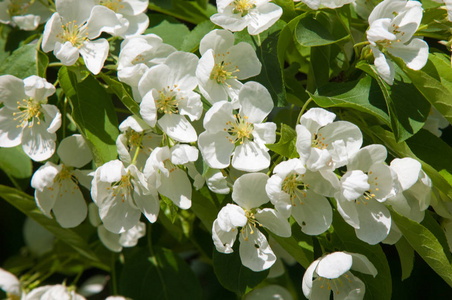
[133,188,160,223]
[199,29,235,56]
[340,170,369,201]
[164,51,199,91]
[347,144,387,172]
[226,42,262,79]
[205,168,230,194]
[86,6,121,38]
[158,114,198,143]
[23,75,55,101]
[232,140,271,172]
[246,3,282,35]
[57,134,92,167]
[302,259,320,299]
[253,122,276,145]
[349,252,378,277]
[139,91,158,127]
[295,124,313,161]
[202,100,235,132]
[21,124,56,161]
[292,190,332,235]
[52,179,87,228]
[54,41,80,66]
[212,219,238,253]
[0,268,21,296]
[387,38,428,71]
[79,39,109,75]
[0,75,27,108]
[56,0,93,24]
[198,131,235,169]
[372,46,395,85]
[119,222,146,247]
[245,285,293,300]
[232,172,270,210]
[217,203,247,231]
[170,144,198,165]
[239,229,276,271]
[0,107,23,148]
[354,200,391,245]
[255,208,291,237]
[98,225,122,252]
[158,168,192,209]
[316,252,352,279]
[239,81,273,124]
[300,107,336,133]
[41,13,64,53]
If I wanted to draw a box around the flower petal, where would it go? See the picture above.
[232,172,270,210]
[239,229,276,271]
[79,39,109,75]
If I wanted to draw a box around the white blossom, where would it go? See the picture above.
[0,0,52,30]
[366,0,428,85]
[212,173,291,271]
[302,252,377,300]
[210,0,283,35]
[41,0,121,74]
[25,284,86,300]
[0,75,61,161]
[138,51,202,143]
[198,81,276,172]
[196,29,261,105]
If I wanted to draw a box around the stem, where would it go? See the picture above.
[48,62,63,68]
[353,41,370,49]
[297,97,313,124]
[111,253,118,295]
[130,133,144,165]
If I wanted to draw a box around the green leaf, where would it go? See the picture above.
[0,146,32,179]
[191,186,220,232]
[98,73,141,117]
[269,223,313,269]
[391,209,452,288]
[149,1,216,25]
[119,247,202,300]
[357,62,430,142]
[213,244,269,295]
[0,44,41,78]
[0,185,105,267]
[266,124,298,158]
[310,76,390,125]
[294,12,349,47]
[392,54,452,125]
[146,20,190,50]
[406,129,452,190]
[395,237,414,281]
[331,210,392,300]
[273,0,297,22]
[181,20,216,52]
[421,211,452,262]
[59,67,119,166]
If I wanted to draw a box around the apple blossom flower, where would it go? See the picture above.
[302,252,377,300]
[198,81,276,172]
[138,51,202,143]
[386,157,432,223]
[116,115,162,168]
[31,134,93,228]
[0,0,52,30]
[196,29,261,105]
[143,145,198,210]
[266,158,338,235]
[212,173,291,271]
[0,75,61,161]
[117,34,176,101]
[210,0,283,35]
[41,0,121,74]
[296,108,362,171]
[26,284,86,300]
[95,0,149,37]
[366,0,428,85]
[90,159,159,233]
[336,144,396,244]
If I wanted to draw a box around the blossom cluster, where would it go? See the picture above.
[0,0,447,299]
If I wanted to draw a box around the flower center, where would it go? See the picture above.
[224,113,254,145]
[355,170,379,205]
[111,174,133,202]
[311,133,328,149]
[13,98,43,128]
[100,0,124,12]
[155,85,181,115]
[281,173,309,205]
[210,54,240,85]
[57,20,89,48]
[231,0,256,17]
[8,0,30,17]
[318,274,352,295]
[241,209,262,241]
